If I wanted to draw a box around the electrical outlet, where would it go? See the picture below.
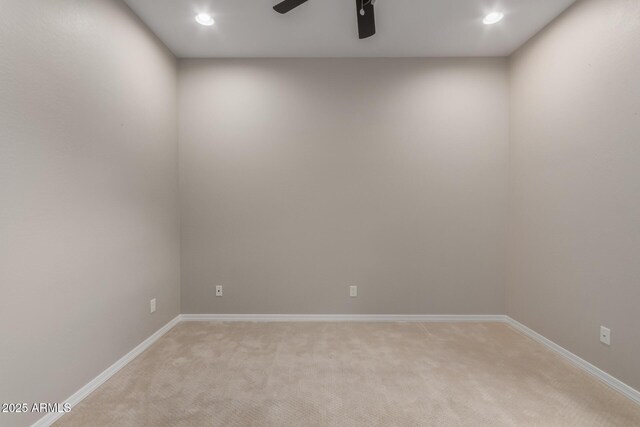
[600,326,611,346]
[216,285,223,297]
[150,298,156,313]
[349,285,357,297]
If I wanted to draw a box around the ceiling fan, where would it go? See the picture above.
[273,0,377,39]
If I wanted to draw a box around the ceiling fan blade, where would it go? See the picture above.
[355,0,376,39]
[273,0,309,14]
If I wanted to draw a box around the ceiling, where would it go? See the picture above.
[123,0,576,58]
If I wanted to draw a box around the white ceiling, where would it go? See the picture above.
[124,0,576,58]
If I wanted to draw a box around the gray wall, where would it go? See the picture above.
[0,1,180,426]
[508,0,640,391]
[179,58,509,315]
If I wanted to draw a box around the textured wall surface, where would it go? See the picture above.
[179,58,509,315]
[0,1,180,425]
[508,0,640,391]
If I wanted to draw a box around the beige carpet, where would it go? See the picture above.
[55,322,640,426]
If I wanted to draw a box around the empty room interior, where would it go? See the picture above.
[2,0,640,425]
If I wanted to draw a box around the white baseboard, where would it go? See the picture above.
[32,315,181,427]
[505,317,640,405]
[180,314,508,322]
[34,313,638,427]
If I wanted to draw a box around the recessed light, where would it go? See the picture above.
[195,13,215,26]
[483,12,504,25]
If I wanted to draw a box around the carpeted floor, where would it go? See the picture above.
[55,322,640,426]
